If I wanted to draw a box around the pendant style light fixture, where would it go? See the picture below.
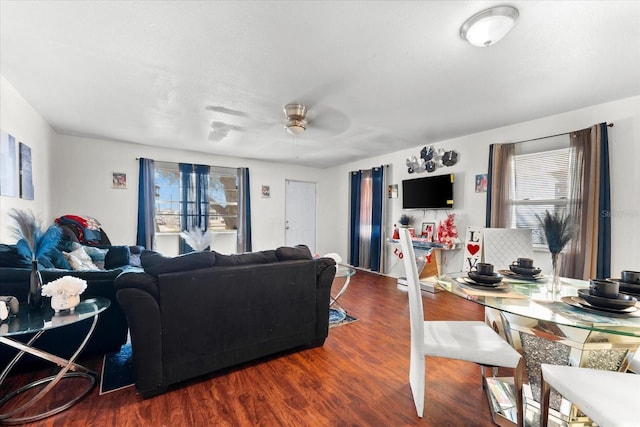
[460,6,519,47]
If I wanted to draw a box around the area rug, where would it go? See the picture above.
[100,342,134,395]
[100,309,357,394]
[329,308,358,328]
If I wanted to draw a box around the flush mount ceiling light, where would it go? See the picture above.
[284,103,307,135]
[460,6,519,47]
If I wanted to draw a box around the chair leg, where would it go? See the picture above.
[514,358,525,427]
[540,371,551,427]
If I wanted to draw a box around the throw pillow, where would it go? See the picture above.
[63,246,100,271]
[275,245,313,261]
[47,247,72,269]
[104,246,131,270]
[141,250,216,277]
[82,246,108,269]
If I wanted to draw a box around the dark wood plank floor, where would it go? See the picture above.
[4,270,499,426]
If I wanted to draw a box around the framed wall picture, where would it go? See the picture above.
[112,172,127,189]
[388,184,398,198]
[421,222,435,241]
[261,185,270,198]
[19,142,34,200]
[0,130,18,197]
[475,174,488,193]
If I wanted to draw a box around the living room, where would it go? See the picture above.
[1,2,639,425]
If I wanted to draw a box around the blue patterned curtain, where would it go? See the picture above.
[136,158,155,249]
[236,167,252,252]
[349,171,362,266]
[179,163,210,254]
[370,166,384,271]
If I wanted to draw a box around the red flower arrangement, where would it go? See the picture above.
[436,213,458,249]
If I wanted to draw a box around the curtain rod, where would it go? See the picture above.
[510,123,614,145]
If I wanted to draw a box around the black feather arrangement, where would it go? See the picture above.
[536,210,576,254]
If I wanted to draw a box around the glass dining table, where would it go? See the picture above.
[437,272,640,427]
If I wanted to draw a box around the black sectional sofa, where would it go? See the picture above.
[115,245,336,398]
[0,244,139,367]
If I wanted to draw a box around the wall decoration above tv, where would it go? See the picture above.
[402,173,454,209]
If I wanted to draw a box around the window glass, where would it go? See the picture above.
[154,162,238,233]
[511,148,572,246]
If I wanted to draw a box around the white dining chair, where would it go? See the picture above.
[398,228,524,426]
[540,364,640,427]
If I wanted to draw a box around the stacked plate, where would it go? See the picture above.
[462,271,508,289]
[566,289,638,315]
[499,262,544,281]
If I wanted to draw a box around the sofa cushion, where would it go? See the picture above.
[213,250,278,266]
[275,245,313,261]
[141,250,216,277]
[0,244,30,268]
[83,246,108,269]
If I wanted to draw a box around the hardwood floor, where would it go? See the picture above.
[3,270,500,426]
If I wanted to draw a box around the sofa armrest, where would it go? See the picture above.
[115,274,164,397]
[312,258,336,346]
[114,271,159,299]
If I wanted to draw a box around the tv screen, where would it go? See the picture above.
[402,173,454,209]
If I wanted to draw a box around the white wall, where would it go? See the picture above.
[0,76,55,243]
[51,134,326,255]
[3,72,638,276]
[324,96,640,278]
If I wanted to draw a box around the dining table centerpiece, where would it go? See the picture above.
[41,276,87,313]
[537,210,576,292]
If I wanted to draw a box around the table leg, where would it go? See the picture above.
[0,314,99,425]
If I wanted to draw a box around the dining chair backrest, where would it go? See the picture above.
[399,228,425,360]
[482,228,533,270]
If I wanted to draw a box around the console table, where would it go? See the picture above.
[0,297,110,425]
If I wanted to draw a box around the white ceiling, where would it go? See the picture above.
[1,1,639,168]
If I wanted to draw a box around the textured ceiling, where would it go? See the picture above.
[1,1,639,168]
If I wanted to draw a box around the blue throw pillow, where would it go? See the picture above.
[45,248,71,269]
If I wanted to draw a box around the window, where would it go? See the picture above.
[154,162,238,233]
[510,145,575,246]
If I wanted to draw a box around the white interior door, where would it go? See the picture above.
[285,180,316,252]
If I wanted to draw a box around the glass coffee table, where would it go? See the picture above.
[0,297,110,425]
[330,265,356,309]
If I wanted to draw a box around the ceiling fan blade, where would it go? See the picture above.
[205,105,249,117]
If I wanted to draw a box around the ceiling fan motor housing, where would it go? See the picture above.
[284,103,307,134]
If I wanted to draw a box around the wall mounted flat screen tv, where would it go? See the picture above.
[402,173,454,209]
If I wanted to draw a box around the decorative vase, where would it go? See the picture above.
[29,260,43,309]
[546,252,562,293]
[51,293,80,313]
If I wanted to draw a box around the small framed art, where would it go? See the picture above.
[112,172,127,189]
[421,222,435,241]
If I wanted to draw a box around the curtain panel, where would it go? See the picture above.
[565,123,611,279]
[236,167,252,253]
[485,143,515,228]
[349,166,385,271]
[179,163,210,254]
[136,158,155,249]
